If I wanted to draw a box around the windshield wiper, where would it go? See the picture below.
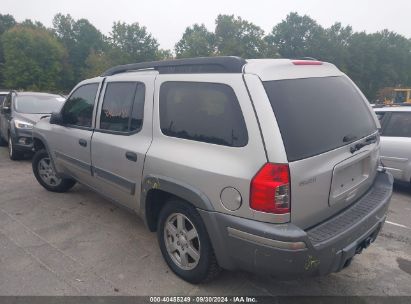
[343,134,358,143]
[350,134,378,154]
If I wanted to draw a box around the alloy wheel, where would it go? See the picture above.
[37,157,62,187]
[163,212,201,270]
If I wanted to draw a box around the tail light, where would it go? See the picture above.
[250,163,290,214]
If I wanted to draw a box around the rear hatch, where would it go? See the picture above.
[263,76,379,229]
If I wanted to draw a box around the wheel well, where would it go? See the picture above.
[33,138,46,152]
[145,189,189,232]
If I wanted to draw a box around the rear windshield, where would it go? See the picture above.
[15,95,65,114]
[263,76,377,162]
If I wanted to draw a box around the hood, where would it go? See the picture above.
[13,113,50,125]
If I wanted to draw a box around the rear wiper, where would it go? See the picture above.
[350,134,378,154]
[343,134,357,143]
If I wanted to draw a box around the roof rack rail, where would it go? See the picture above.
[293,57,318,61]
[101,56,247,76]
[373,103,411,108]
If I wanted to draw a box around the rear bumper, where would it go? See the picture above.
[199,171,393,277]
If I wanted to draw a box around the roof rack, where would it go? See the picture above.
[101,56,247,76]
[294,57,318,61]
[373,103,411,108]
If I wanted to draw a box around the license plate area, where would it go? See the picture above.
[329,151,372,206]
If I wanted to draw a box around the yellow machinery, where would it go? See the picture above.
[384,88,411,104]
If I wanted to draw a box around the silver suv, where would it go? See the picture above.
[31,57,393,283]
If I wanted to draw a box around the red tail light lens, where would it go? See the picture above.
[292,60,323,65]
[250,163,290,214]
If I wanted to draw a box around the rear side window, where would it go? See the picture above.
[264,76,376,161]
[100,82,145,132]
[383,112,411,138]
[62,83,99,127]
[159,82,248,147]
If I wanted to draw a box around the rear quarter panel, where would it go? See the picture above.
[144,74,290,223]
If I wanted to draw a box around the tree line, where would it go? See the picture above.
[0,12,410,101]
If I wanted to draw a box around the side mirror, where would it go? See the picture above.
[50,112,63,125]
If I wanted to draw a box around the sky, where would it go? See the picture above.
[2,0,411,50]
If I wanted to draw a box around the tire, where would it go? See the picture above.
[8,135,23,160]
[157,199,221,284]
[32,149,76,192]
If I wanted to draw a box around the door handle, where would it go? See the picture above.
[125,151,137,162]
[79,139,87,147]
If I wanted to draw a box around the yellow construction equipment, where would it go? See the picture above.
[384,88,411,104]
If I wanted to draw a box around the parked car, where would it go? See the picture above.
[31,57,393,283]
[374,105,411,185]
[0,92,65,160]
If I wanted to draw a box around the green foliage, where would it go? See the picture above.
[175,24,215,58]
[52,14,105,88]
[0,12,409,100]
[215,15,275,58]
[347,30,411,100]
[266,12,411,100]
[266,12,324,59]
[0,14,17,87]
[83,48,130,79]
[0,14,16,35]
[110,21,160,62]
[1,25,66,91]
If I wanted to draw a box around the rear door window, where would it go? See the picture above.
[382,112,411,138]
[100,82,145,132]
[263,76,377,161]
[159,82,248,147]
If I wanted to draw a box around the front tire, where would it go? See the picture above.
[157,199,221,284]
[8,135,23,160]
[32,149,76,192]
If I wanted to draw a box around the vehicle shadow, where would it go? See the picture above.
[393,182,411,196]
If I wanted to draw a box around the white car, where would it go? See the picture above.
[374,106,411,184]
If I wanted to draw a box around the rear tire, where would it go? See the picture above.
[157,199,221,284]
[32,149,76,192]
[8,135,23,160]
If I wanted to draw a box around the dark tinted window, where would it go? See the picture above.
[383,112,411,137]
[100,82,145,132]
[62,83,99,127]
[160,82,248,147]
[130,84,145,131]
[14,95,64,114]
[264,76,376,161]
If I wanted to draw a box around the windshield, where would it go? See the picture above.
[0,95,6,105]
[15,95,65,114]
[263,76,377,162]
